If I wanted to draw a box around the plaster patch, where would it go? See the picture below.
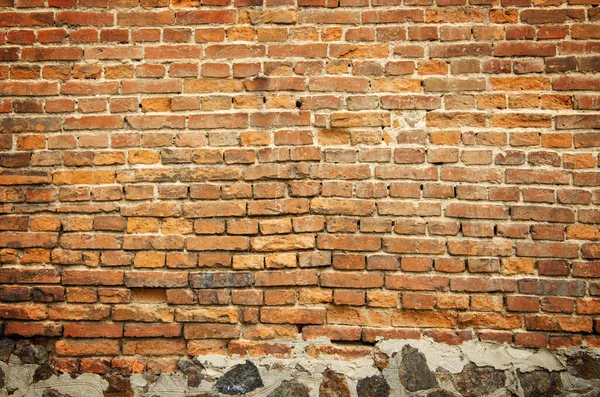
[31,373,108,397]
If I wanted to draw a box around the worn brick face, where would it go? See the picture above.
[0,0,598,366]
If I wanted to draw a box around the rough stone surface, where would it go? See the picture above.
[12,344,48,365]
[398,345,438,392]
[0,339,15,362]
[34,363,56,383]
[2,339,600,397]
[267,379,311,397]
[104,374,134,397]
[214,361,263,395]
[319,369,351,397]
[451,363,506,397]
[567,352,600,380]
[356,374,390,397]
[178,359,203,388]
[518,370,562,397]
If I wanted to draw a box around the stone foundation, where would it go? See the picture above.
[2,338,600,397]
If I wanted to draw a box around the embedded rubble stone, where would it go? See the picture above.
[398,345,438,392]
[214,360,263,395]
[0,338,15,362]
[34,363,56,383]
[374,352,389,370]
[268,379,311,397]
[5,341,600,397]
[12,344,48,365]
[178,359,203,388]
[517,370,562,397]
[451,363,506,397]
[103,374,134,397]
[567,352,600,380]
[319,369,351,397]
[356,374,390,397]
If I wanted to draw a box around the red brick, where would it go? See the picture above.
[387,275,448,291]
[261,307,325,324]
[118,11,175,26]
[64,323,123,338]
[4,321,62,337]
[0,0,595,354]
[56,339,120,356]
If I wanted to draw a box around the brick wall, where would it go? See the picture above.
[0,0,599,372]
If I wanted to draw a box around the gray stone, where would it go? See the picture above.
[320,369,351,397]
[0,338,15,362]
[398,345,438,392]
[12,344,48,365]
[214,361,263,395]
[268,379,311,397]
[178,359,203,388]
[0,366,4,389]
[103,374,134,397]
[356,375,390,397]
[518,370,562,397]
[451,363,506,397]
[567,352,600,380]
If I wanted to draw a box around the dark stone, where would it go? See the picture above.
[178,359,203,388]
[0,338,15,362]
[398,346,438,392]
[518,370,562,397]
[320,369,351,397]
[103,374,134,397]
[451,363,506,397]
[268,380,311,397]
[427,390,459,397]
[13,344,48,365]
[42,389,73,397]
[34,363,56,383]
[567,352,600,380]
[295,363,310,374]
[357,375,390,397]
[0,366,4,389]
[214,361,263,395]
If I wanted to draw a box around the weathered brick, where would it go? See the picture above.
[261,308,325,325]
[0,0,595,354]
[189,272,252,289]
